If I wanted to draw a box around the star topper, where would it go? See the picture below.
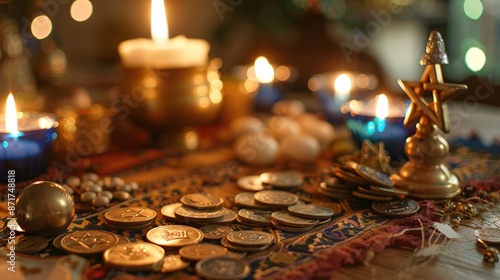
[399,31,468,133]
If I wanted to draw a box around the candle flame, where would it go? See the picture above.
[5,93,18,133]
[254,56,274,84]
[376,94,389,119]
[334,74,352,99]
[151,0,168,45]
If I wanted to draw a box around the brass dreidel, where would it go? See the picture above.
[390,31,468,199]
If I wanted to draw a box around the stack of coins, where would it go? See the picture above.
[220,230,274,252]
[319,162,409,201]
[62,173,139,212]
[103,206,157,230]
[237,171,304,191]
[161,193,237,225]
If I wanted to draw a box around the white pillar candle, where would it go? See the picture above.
[118,0,210,69]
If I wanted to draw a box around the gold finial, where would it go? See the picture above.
[420,31,449,65]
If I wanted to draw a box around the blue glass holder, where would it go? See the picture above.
[346,114,415,160]
[0,113,58,182]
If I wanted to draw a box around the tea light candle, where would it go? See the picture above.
[345,94,414,159]
[0,93,58,181]
[118,0,210,69]
[252,56,282,111]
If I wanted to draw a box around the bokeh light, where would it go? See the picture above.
[465,47,486,72]
[464,0,483,20]
[31,15,52,40]
[71,0,94,22]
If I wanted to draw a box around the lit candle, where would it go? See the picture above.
[1,94,40,159]
[345,93,414,159]
[0,93,58,181]
[118,0,210,69]
[252,56,281,111]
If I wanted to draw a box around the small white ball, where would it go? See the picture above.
[80,191,97,203]
[84,184,103,193]
[234,132,279,166]
[281,134,321,164]
[229,116,265,139]
[66,176,81,188]
[116,183,133,193]
[93,196,110,208]
[99,191,113,200]
[272,100,305,117]
[266,116,301,141]
[300,119,335,148]
[82,172,99,182]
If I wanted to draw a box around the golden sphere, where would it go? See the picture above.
[15,181,75,235]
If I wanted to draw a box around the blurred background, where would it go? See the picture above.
[0,0,498,153]
[0,0,497,89]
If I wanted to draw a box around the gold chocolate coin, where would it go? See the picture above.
[234,192,273,210]
[259,171,303,188]
[160,203,184,222]
[254,190,298,207]
[174,206,226,222]
[237,209,273,226]
[287,204,335,220]
[16,236,48,254]
[180,193,224,210]
[61,230,118,255]
[162,254,190,273]
[371,199,420,217]
[220,237,273,252]
[226,230,274,247]
[179,243,228,261]
[474,228,500,244]
[103,242,165,271]
[237,176,269,191]
[200,225,233,241]
[356,164,394,188]
[195,256,250,280]
[104,207,157,226]
[271,211,319,228]
[271,220,315,233]
[146,225,203,248]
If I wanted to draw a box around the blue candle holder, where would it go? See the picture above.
[310,71,379,125]
[346,114,415,160]
[0,113,58,182]
[253,83,282,112]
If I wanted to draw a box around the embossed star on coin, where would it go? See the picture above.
[104,207,157,226]
[61,230,118,255]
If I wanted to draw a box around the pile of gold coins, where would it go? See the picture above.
[319,161,408,201]
[161,193,237,225]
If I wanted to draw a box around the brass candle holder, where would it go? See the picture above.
[121,61,222,149]
[390,31,468,199]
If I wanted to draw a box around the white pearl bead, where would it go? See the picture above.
[93,196,110,208]
[80,191,97,203]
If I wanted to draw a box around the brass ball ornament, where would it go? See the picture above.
[15,181,75,235]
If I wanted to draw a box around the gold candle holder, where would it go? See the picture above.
[121,61,222,149]
[390,31,468,199]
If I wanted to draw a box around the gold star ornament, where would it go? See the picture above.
[400,31,468,133]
